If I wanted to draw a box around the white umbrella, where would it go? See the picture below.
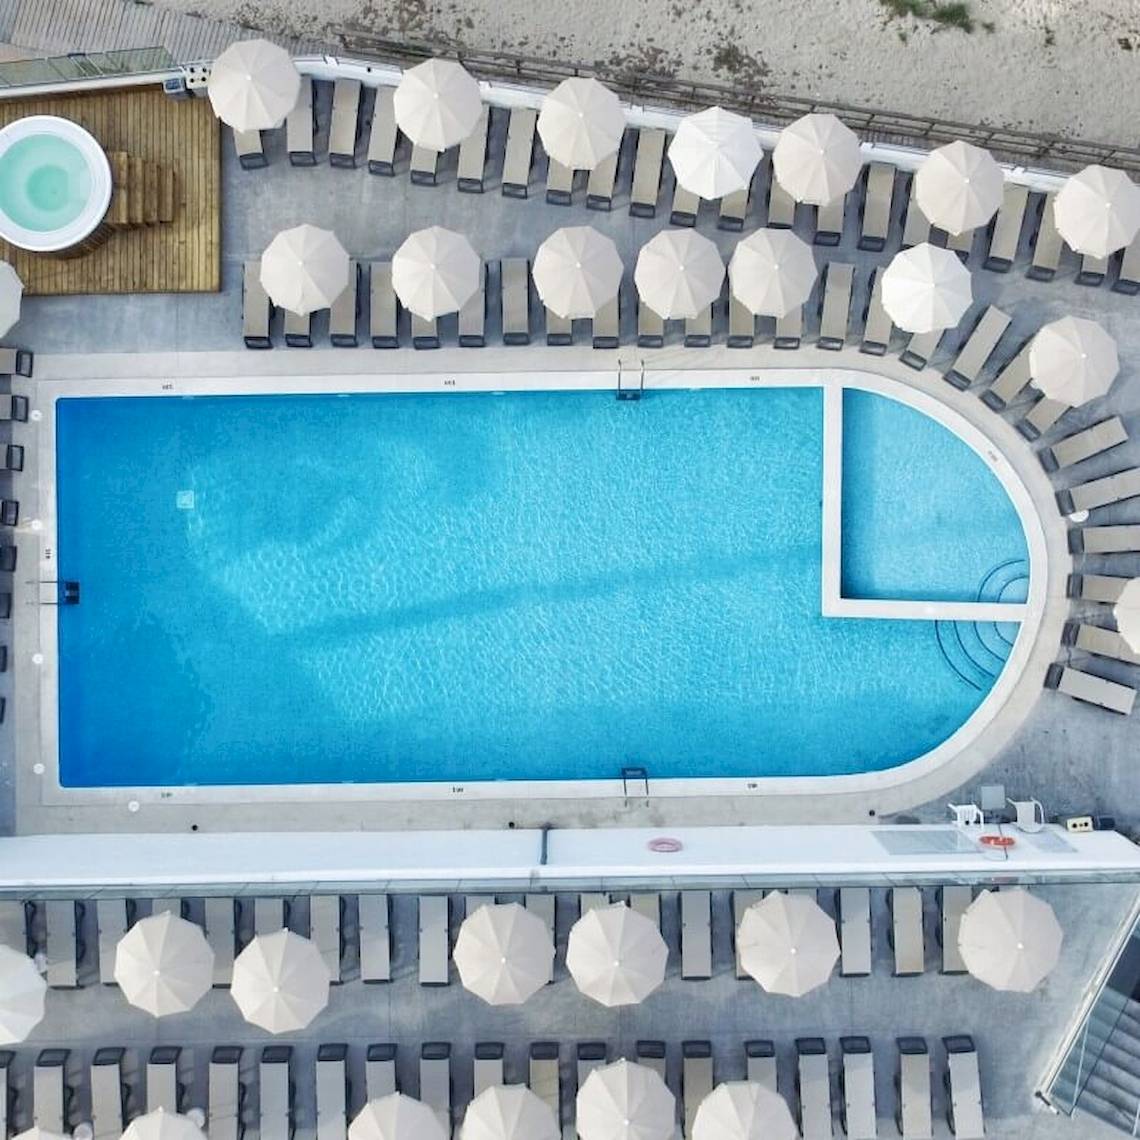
[1028,315,1118,405]
[634,230,724,321]
[566,903,667,1007]
[1053,165,1140,259]
[461,1085,559,1140]
[914,141,1004,235]
[692,1082,797,1140]
[0,261,22,337]
[122,1111,208,1140]
[1114,577,1140,654]
[771,113,861,206]
[207,39,300,131]
[351,1096,447,1140]
[260,224,349,316]
[13,1129,69,1140]
[668,107,762,200]
[729,228,818,318]
[880,242,972,334]
[392,226,481,320]
[393,59,482,152]
[114,911,214,1017]
[231,929,330,1033]
[576,1060,676,1140]
[453,901,554,1006]
[532,226,623,319]
[736,892,839,997]
[538,78,624,170]
[0,945,46,1044]
[958,888,1062,992]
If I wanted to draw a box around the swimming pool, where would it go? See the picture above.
[54,384,1029,789]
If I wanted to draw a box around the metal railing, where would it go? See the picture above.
[334,29,1140,175]
[0,47,176,91]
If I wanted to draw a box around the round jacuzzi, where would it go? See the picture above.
[0,115,112,253]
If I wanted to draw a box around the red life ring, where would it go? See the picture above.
[979,834,1016,849]
[648,837,683,853]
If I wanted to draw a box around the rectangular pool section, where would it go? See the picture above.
[54,387,1026,788]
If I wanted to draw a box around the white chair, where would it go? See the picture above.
[1008,799,1045,833]
[947,803,983,828]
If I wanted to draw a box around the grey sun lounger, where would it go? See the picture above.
[286,76,315,166]
[502,107,537,198]
[0,393,28,422]
[671,182,700,227]
[728,293,755,347]
[889,887,925,975]
[1069,573,1130,603]
[683,1042,713,1139]
[636,1041,666,1083]
[284,308,312,348]
[818,262,854,350]
[524,894,555,981]
[367,87,398,175]
[0,347,31,377]
[1071,524,1140,554]
[630,127,666,217]
[412,313,440,350]
[983,182,1029,272]
[420,1044,451,1135]
[204,897,236,985]
[1028,193,1063,280]
[501,258,531,344]
[859,162,896,252]
[592,294,620,349]
[369,263,399,349]
[944,305,1010,389]
[901,176,931,247]
[457,108,490,193]
[836,887,872,977]
[981,342,1032,410]
[546,306,572,346]
[359,894,391,981]
[547,158,575,205]
[34,1048,70,1132]
[0,444,22,472]
[1018,394,1069,440]
[577,1042,607,1092]
[896,1039,932,1140]
[329,79,362,168]
[745,1041,777,1094]
[945,225,974,262]
[860,267,893,355]
[840,1038,876,1140]
[901,328,944,370]
[44,900,78,988]
[684,304,712,347]
[0,1050,12,1137]
[234,128,266,170]
[458,264,487,346]
[1072,624,1140,666]
[774,304,803,349]
[96,898,133,984]
[329,263,360,348]
[733,889,764,978]
[1077,252,1109,287]
[419,896,450,985]
[587,137,623,211]
[637,300,665,348]
[1052,665,1135,715]
[1043,416,1127,472]
[242,260,272,349]
[937,886,971,975]
[366,1044,397,1099]
[473,1043,504,1096]
[91,1048,127,1140]
[254,897,288,936]
[410,144,439,186]
[1059,468,1140,514]
[814,192,845,247]
[147,1046,182,1113]
[942,1037,984,1139]
[681,891,713,980]
[795,1039,831,1140]
[528,1043,561,1125]
[579,894,610,915]
[1113,233,1140,294]
[309,895,343,983]
[1,500,19,528]
[629,893,660,928]
[259,1047,292,1140]
[0,901,19,955]
[767,174,797,228]
[719,186,750,231]
[316,1044,348,1140]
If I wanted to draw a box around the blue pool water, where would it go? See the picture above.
[55,387,1028,788]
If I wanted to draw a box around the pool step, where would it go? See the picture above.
[106,150,176,230]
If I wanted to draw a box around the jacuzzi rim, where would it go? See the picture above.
[0,115,113,253]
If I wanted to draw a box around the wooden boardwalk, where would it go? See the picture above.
[0,85,219,294]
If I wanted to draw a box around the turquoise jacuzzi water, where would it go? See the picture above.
[54,387,1028,788]
[0,133,92,233]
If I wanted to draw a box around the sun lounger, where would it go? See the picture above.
[889,887,924,976]
[234,129,267,171]
[1113,233,1140,294]
[637,301,665,348]
[630,893,660,928]
[684,304,712,347]
[586,138,622,211]
[0,393,28,422]
[983,183,1029,272]
[680,891,712,980]
[366,1045,397,1099]
[367,88,398,175]
[942,1037,984,1139]
[0,444,22,472]
[259,1047,292,1140]
[732,890,763,978]
[901,177,930,248]
[456,108,490,193]
[501,258,532,344]
[774,304,803,349]
[204,897,236,985]
[473,1043,504,1096]
[96,899,132,984]
[369,263,399,348]
[43,900,78,988]
[839,1038,876,1140]
[818,262,854,350]
[834,888,871,977]
[980,342,1032,410]
[635,1041,666,1083]
[895,1039,932,1140]
[944,305,1010,389]
[0,1050,12,1137]
[936,886,971,975]
[795,1039,831,1140]
[91,1048,127,1140]
[858,163,895,252]
[459,264,487,346]
[766,174,796,228]
[502,108,538,198]
[719,186,750,231]
[592,294,620,348]
[1018,395,1068,440]
[329,79,362,168]
[284,308,312,348]
[316,1044,348,1140]
[286,76,315,166]
[418,896,450,985]
[681,1042,712,1139]
[727,294,755,347]
[1076,252,1109,287]
[357,894,391,982]
[242,261,272,349]
[0,544,14,573]
[1043,416,1127,472]
[1072,524,1140,554]
[546,158,575,205]
[254,897,288,936]
[2,500,19,528]
[0,347,31,377]
[1028,193,1063,280]
[309,895,342,983]
[419,1044,451,1135]
[1069,573,1129,603]
[524,894,555,981]
[900,328,943,370]
[528,1043,560,1125]
[147,1046,182,1113]
[1060,468,1140,514]
[410,144,439,186]
[579,894,610,916]
[670,183,700,227]
[745,1041,777,1095]
[34,1049,69,1132]
[546,306,572,346]
[577,1043,607,1090]
[1052,665,1136,715]
[411,313,440,350]
[858,267,893,355]
[329,263,360,348]
[630,127,666,218]
[815,193,846,247]
[945,225,974,262]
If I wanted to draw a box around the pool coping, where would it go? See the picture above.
[9,344,1070,833]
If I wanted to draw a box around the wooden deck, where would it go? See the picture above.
[0,86,219,294]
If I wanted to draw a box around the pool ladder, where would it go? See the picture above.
[616,361,646,401]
